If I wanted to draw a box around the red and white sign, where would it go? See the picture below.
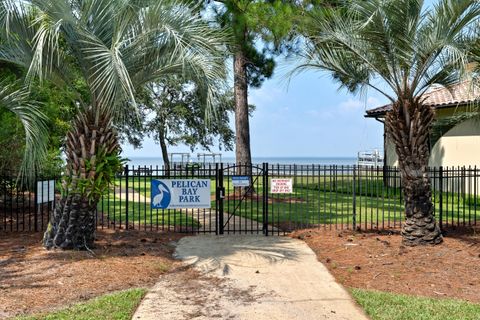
[271,178,293,194]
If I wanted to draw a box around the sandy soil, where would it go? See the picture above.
[3,226,479,319]
[293,227,480,302]
[133,235,369,320]
[0,229,185,319]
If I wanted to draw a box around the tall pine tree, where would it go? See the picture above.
[209,1,337,170]
[210,1,298,169]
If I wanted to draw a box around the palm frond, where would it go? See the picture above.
[0,81,47,181]
[294,0,480,102]
[0,0,229,178]
[15,0,229,122]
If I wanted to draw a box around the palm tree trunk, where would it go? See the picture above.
[385,99,443,246]
[44,193,97,249]
[43,107,118,250]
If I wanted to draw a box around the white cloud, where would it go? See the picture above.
[338,97,382,114]
[249,87,284,106]
[366,97,381,108]
[339,98,363,112]
[305,109,334,120]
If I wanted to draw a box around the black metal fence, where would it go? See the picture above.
[267,165,479,233]
[1,165,479,233]
[96,164,219,233]
[0,172,59,232]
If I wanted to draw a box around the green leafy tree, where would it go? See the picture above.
[145,80,234,171]
[294,0,480,245]
[0,0,228,249]
[119,78,235,171]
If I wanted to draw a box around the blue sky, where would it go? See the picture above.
[122,0,436,159]
[122,65,387,158]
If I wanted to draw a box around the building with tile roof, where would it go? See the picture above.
[365,80,480,167]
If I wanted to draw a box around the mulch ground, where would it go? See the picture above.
[2,226,480,318]
[292,227,480,303]
[0,229,186,319]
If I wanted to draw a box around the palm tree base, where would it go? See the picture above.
[401,215,443,246]
[43,195,96,250]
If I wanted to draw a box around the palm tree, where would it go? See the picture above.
[294,0,480,245]
[0,80,47,178]
[0,0,228,249]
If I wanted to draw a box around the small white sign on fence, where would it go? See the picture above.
[36,180,55,204]
[271,178,293,194]
[232,176,250,187]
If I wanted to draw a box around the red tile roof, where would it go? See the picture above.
[365,81,479,117]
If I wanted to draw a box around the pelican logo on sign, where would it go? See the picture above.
[151,180,171,209]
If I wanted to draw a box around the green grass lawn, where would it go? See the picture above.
[235,173,480,227]
[17,289,146,320]
[103,174,480,229]
[351,288,480,320]
[97,196,200,230]
[222,179,480,228]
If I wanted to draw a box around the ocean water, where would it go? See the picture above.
[126,156,357,167]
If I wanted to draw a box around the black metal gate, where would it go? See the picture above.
[216,163,271,235]
[4,164,480,234]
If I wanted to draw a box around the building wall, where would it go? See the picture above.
[384,118,480,193]
[385,134,398,167]
[384,105,479,168]
[429,117,480,167]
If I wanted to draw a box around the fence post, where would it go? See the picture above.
[34,173,38,232]
[218,163,224,235]
[124,165,129,230]
[439,166,443,231]
[352,165,357,230]
[215,163,219,235]
[263,162,269,236]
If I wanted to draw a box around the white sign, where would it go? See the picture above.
[232,176,250,187]
[271,178,293,194]
[151,179,211,209]
[37,180,55,204]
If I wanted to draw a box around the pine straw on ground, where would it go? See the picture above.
[292,227,480,303]
[2,226,480,318]
[0,229,186,319]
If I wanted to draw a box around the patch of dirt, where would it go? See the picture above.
[0,229,186,318]
[292,227,480,303]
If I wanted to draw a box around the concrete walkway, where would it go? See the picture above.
[133,235,369,320]
[113,187,149,203]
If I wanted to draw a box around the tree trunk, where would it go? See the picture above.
[43,194,97,250]
[234,49,252,171]
[385,98,443,246]
[233,49,255,195]
[43,107,118,250]
[159,129,170,175]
